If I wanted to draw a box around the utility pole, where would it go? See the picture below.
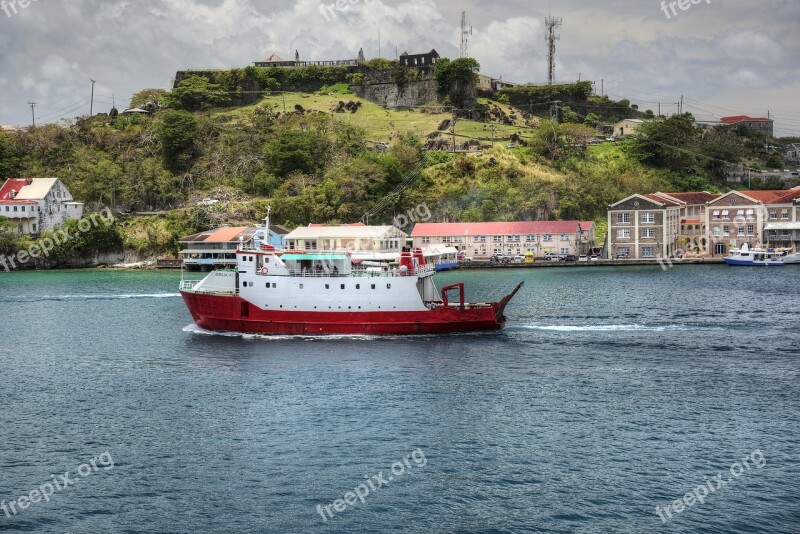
[90,79,96,117]
[658,102,661,117]
[601,78,604,97]
[679,95,683,115]
[28,102,36,127]
[451,108,457,152]
[378,28,381,58]
[459,11,472,58]
[545,14,562,85]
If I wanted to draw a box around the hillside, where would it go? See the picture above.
[0,75,794,263]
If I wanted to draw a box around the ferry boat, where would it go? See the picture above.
[180,246,523,336]
[723,243,785,267]
[782,252,800,265]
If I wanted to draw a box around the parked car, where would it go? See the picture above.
[544,252,560,261]
[590,255,599,262]
[578,254,589,262]
[523,252,535,264]
[490,253,510,264]
[562,254,577,262]
[374,142,390,151]
[511,254,526,263]
[506,143,516,148]
[457,254,473,263]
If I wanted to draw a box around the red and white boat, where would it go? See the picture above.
[180,246,523,336]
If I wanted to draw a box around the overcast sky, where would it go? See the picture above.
[1,0,798,136]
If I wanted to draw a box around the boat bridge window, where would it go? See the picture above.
[387,284,391,289]
[325,284,330,289]
[371,284,376,289]
[341,284,345,290]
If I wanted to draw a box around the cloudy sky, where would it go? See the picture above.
[1,0,798,135]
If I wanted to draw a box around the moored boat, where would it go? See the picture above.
[180,246,523,335]
[723,243,784,267]
[781,252,800,264]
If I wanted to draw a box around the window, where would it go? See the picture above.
[371,284,376,289]
[543,234,553,242]
[13,206,17,212]
[325,284,330,289]
[386,284,391,289]
[747,225,754,236]
[736,210,745,220]
[493,236,502,243]
[508,235,521,242]
[475,236,486,243]
[712,210,720,221]
[642,228,655,238]
[618,246,630,257]
[299,284,304,289]
[722,225,730,236]
[341,284,345,290]
[781,210,789,220]
[526,235,536,242]
[617,213,630,224]
[722,210,729,220]
[769,211,777,220]
[560,234,570,241]
[242,281,247,288]
[21,206,25,212]
[421,237,430,244]
[355,284,360,289]
[617,229,630,239]
[442,236,451,243]
[641,212,655,223]
[560,247,569,255]
[738,225,745,236]
[642,247,655,258]
[713,227,721,237]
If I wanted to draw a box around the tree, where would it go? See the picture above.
[583,113,601,128]
[630,113,698,173]
[267,130,318,177]
[129,89,168,109]
[156,110,198,172]
[165,76,230,111]
[435,57,480,110]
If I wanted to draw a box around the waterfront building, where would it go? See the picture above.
[410,221,593,259]
[0,177,83,235]
[180,224,289,271]
[283,224,407,253]
[607,194,681,259]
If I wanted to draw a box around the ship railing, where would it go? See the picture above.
[283,265,436,278]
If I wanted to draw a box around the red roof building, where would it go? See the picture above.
[720,115,773,136]
[410,221,594,258]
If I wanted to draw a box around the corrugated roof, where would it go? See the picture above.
[644,194,681,207]
[410,221,581,237]
[14,178,59,200]
[205,226,251,243]
[739,190,790,203]
[720,115,771,124]
[659,192,721,205]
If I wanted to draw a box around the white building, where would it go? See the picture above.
[283,224,407,253]
[0,178,84,235]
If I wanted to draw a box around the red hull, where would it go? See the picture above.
[181,291,508,335]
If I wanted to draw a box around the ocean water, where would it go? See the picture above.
[0,266,798,533]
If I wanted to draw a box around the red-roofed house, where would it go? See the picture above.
[410,221,594,258]
[720,115,773,137]
[0,178,83,235]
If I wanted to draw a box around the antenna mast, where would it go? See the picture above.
[545,14,562,84]
[459,11,472,58]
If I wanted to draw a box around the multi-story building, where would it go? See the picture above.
[720,115,774,137]
[763,189,800,252]
[651,192,721,255]
[284,224,407,253]
[0,178,83,235]
[410,221,593,259]
[607,194,681,259]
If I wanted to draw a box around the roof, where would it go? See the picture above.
[774,190,800,203]
[0,178,58,204]
[614,119,644,125]
[738,190,792,203]
[180,226,255,243]
[265,54,283,61]
[657,192,721,205]
[280,253,347,261]
[764,222,800,231]
[285,225,402,240]
[580,221,596,229]
[644,194,681,207]
[410,221,582,237]
[720,115,772,124]
[307,222,365,227]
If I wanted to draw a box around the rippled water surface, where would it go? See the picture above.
[0,266,798,533]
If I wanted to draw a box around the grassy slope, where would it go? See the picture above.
[213,92,537,146]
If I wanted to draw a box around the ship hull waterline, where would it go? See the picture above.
[181,291,514,336]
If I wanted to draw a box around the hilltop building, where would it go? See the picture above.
[720,115,774,137]
[0,178,83,235]
[399,49,440,68]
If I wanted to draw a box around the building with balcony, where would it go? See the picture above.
[0,178,83,236]
[180,224,289,271]
[283,224,407,254]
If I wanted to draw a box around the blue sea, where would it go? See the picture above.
[0,266,798,533]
